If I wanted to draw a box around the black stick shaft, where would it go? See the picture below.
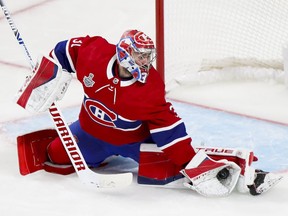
[0,0,34,69]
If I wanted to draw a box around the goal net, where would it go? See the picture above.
[156,0,288,90]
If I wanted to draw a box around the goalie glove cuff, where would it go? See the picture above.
[181,150,241,197]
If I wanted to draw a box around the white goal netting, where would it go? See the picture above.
[162,0,288,89]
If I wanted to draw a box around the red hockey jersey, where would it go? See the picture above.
[50,35,195,166]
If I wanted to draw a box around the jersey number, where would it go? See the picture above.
[71,39,82,47]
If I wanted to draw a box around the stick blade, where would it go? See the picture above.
[79,170,133,188]
[97,172,133,188]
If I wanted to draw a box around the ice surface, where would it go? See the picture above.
[0,0,287,215]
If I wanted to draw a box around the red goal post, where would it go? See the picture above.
[155,0,165,82]
[155,0,288,89]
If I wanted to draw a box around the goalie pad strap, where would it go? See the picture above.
[44,162,75,175]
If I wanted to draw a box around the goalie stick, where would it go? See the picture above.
[0,0,132,188]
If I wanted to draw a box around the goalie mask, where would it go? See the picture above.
[116,29,156,83]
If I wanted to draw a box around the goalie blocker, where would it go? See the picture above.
[16,55,72,113]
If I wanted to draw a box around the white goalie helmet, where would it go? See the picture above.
[116,29,156,83]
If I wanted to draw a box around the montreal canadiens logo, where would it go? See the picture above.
[134,31,154,48]
[85,99,117,127]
